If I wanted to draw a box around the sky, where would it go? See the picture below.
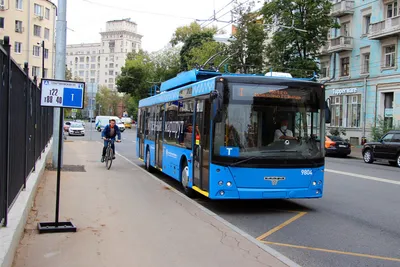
[66,0,241,52]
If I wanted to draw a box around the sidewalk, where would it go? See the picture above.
[12,141,295,267]
[349,146,363,159]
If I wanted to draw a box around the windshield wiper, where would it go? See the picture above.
[229,156,264,167]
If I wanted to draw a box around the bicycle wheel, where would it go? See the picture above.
[106,147,113,170]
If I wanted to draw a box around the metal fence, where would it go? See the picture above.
[0,36,53,227]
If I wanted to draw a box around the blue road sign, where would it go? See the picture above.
[63,88,83,108]
[40,79,85,109]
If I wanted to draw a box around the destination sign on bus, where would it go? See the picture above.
[232,84,303,101]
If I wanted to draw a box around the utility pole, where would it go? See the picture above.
[41,41,45,79]
[52,0,67,168]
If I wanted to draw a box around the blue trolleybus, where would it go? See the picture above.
[137,69,331,199]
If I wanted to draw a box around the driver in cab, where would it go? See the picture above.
[274,119,297,141]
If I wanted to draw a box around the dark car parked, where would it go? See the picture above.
[325,135,351,157]
[362,130,400,167]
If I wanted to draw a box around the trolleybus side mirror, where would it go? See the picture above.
[325,100,331,124]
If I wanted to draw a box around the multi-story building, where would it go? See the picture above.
[0,0,56,79]
[320,0,400,145]
[66,18,142,90]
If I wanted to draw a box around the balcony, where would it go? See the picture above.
[319,43,330,55]
[328,36,353,53]
[330,0,355,17]
[368,16,400,39]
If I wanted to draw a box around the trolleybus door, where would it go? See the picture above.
[138,108,145,159]
[156,104,164,169]
[193,99,211,192]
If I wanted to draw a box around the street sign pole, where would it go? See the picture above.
[52,0,67,168]
[38,78,85,234]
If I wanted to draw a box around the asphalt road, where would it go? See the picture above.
[70,125,400,267]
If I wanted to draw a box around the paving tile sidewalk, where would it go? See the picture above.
[12,141,294,267]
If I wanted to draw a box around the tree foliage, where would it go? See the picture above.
[96,85,120,115]
[228,0,267,74]
[371,116,399,141]
[116,51,155,100]
[180,31,215,70]
[261,0,336,77]
[170,22,218,46]
[186,41,227,71]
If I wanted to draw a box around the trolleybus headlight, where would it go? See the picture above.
[219,191,225,196]
[316,190,321,194]
[312,181,317,186]
[226,181,232,187]
[218,180,223,186]
[318,180,322,185]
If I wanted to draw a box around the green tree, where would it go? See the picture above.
[170,22,218,46]
[228,1,267,74]
[186,41,228,71]
[65,68,73,80]
[96,85,120,115]
[116,51,155,100]
[262,0,336,77]
[180,31,215,70]
[150,46,181,82]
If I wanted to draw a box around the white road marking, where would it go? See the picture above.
[325,169,400,185]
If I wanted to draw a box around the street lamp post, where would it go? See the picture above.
[40,41,45,79]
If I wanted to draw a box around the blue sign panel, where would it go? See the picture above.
[220,146,240,157]
[40,79,85,109]
[63,88,83,108]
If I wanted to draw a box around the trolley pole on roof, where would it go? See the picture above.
[52,0,67,168]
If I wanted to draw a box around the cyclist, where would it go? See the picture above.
[101,118,121,162]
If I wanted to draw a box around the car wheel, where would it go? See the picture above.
[396,153,400,168]
[363,149,374,163]
[181,160,195,198]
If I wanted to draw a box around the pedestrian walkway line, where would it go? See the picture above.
[325,169,400,185]
[257,212,307,241]
[262,241,400,263]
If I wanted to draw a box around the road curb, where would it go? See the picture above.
[0,139,53,267]
[110,144,302,267]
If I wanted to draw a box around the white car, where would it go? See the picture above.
[68,122,85,136]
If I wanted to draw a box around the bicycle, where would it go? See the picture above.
[103,139,120,170]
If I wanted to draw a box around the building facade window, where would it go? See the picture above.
[90,64,96,69]
[109,63,114,68]
[109,78,113,83]
[45,8,50,19]
[79,64,84,69]
[90,70,95,76]
[33,25,41,37]
[14,42,22,53]
[34,4,42,16]
[0,17,4,29]
[361,53,370,74]
[79,56,84,62]
[363,14,371,35]
[386,1,397,18]
[320,61,329,78]
[33,45,40,56]
[44,28,50,40]
[16,0,23,10]
[90,78,95,83]
[43,68,48,78]
[44,48,48,59]
[15,20,22,32]
[109,70,114,75]
[86,64,89,69]
[330,96,343,127]
[341,22,350,36]
[32,66,40,77]
[346,95,361,128]
[340,57,350,76]
[79,70,84,77]
[91,56,96,62]
[383,45,395,68]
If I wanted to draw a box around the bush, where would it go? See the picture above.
[329,127,346,137]
[370,116,399,141]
